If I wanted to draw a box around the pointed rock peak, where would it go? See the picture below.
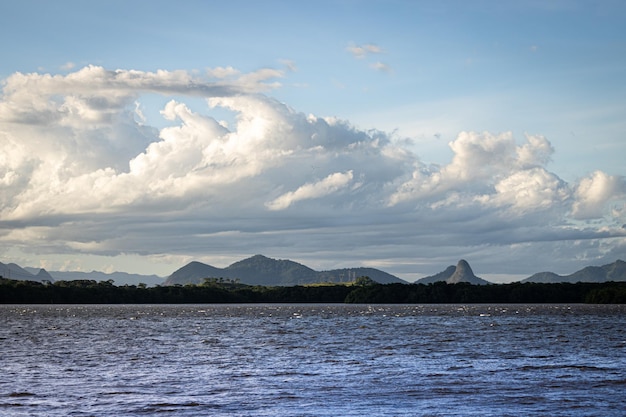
[447,259,478,284]
[35,268,54,282]
[36,268,50,276]
[456,259,473,274]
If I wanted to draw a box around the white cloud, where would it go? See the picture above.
[370,61,392,73]
[389,131,514,204]
[386,131,579,212]
[60,62,76,71]
[0,65,623,279]
[516,134,554,168]
[278,59,297,72]
[572,171,625,220]
[347,43,392,72]
[489,167,569,213]
[266,170,354,210]
[206,66,240,79]
[347,43,383,59]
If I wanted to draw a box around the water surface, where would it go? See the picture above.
[1,304,625,416]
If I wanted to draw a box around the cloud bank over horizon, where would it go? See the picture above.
[0,66,624,280]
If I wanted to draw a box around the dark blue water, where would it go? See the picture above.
[1,304,625,416]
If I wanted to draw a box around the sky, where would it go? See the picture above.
[0,0,625,282]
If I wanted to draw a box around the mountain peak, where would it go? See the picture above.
[35,268,54,282]
[415,259,491,285]
[447,259,477,284]
[456,259,472,272]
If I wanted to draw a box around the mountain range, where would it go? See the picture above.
[521,259,626,283]
[1,262,54,282]
[164,254,406,286]
[0,262,165,287]
[2,257,624,286]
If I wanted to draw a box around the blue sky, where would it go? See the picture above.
[0,0,624,281]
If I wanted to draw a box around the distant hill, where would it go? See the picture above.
[522,260,626,283]
[415,265,457,284]
[1,262,53,282]
[165,261,233,286]
[316,267,403,285]
[165,254,407,286]
[35,269,54,282]
[22,267,164,286]
[225,255,318,285]
[415,260,491,285]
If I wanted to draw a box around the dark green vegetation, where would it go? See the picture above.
[0,278,354,304]
[1,276,625,304]
[344,281,626,304]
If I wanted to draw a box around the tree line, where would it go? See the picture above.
[1,277,625,304]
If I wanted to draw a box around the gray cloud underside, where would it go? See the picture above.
[0,66,624,277]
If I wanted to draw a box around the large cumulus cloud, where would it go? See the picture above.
[0,66,624,277]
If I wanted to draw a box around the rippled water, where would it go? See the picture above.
[1,304,625,416]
